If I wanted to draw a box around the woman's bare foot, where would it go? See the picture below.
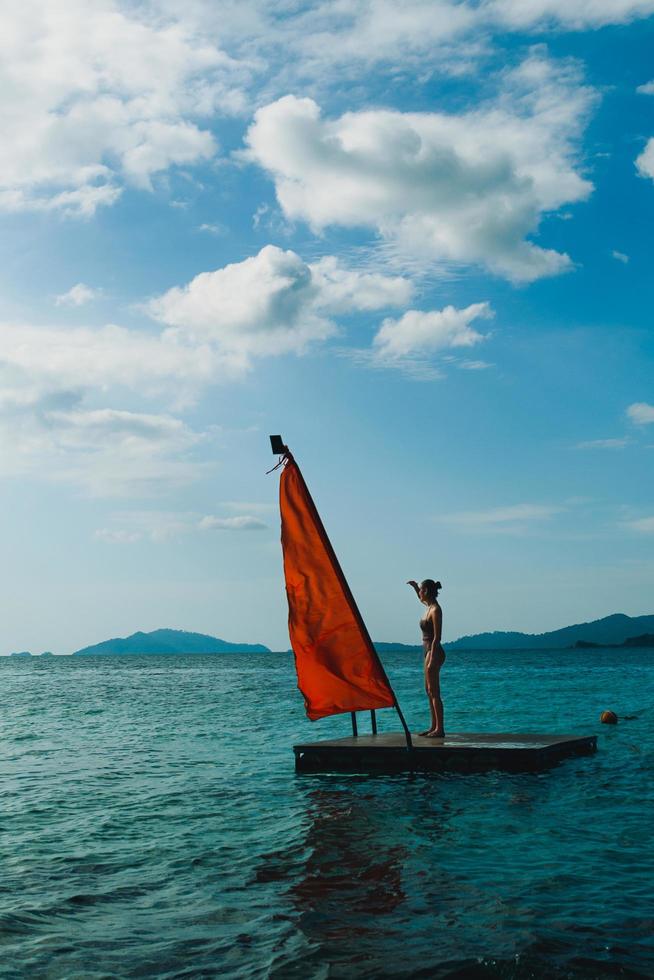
[425,729,445,738]
[418,729,432,736]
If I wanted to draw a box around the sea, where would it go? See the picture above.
[2,648,653,979]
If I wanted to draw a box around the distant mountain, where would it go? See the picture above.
[444,613,654,650]
[73,629,270,656]
[374,641,422,653]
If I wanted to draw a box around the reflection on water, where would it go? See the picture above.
[260,779,483,978]
[259,771,654,978]
[290,786,408,922]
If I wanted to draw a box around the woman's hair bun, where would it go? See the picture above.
[435,581,442,590]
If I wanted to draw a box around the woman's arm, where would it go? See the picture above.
[407,580,421,599]
[429,604,443,651]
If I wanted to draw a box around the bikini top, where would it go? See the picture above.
[420,602,443,640]
[420,618,433,641]
[420,605,436,640]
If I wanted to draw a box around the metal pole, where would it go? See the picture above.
[370,709,377,734]
[393,702,413,749]
[351,712,358,736]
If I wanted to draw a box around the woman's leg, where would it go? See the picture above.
[426,666,445,737]
[420,660,437,735]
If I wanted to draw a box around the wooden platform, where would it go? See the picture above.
[294,732,597,774]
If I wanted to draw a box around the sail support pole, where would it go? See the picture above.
[393,702,413,749]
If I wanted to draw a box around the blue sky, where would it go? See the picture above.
[1,0,653,653]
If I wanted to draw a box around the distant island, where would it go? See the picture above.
[6,613,654,657]
[441,613,654,650]
[374,641,424,653]
[73,629,270,656]
[573,633,654,649]
[9,650,54,657]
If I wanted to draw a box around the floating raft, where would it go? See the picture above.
[294,731,597,774]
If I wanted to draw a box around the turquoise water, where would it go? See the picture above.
[2,649,653,979]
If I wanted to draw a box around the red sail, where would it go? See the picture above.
[279,455,396,721]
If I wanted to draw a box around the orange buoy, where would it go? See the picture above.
[600,710,618,725]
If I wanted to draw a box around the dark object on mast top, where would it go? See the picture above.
[270,435,288,456]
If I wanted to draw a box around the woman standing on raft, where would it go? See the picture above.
[407,579,445,738]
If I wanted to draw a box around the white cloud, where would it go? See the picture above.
[95,507,269,541]
[636,140,654,181]
[148,244,412,365]
[625,516,654,532]
[611,250,629,264]
[165,1,654,85]
[309,256,413,313]
[94,528,143,544]
[635,72,654,181]
[0,0,249,216]
[95,509,198,542]
[0,322,219,398]
[2,1,643,220]
[373,302,492,362]
[485,0,654,30]
[0,319,221,496]
[245,56,594,282]
[3,0,649,225]
[288,0,479,74]
[576,437,630,449]
[438,502,562,531]
[199,515,267,530]
[0,400,206,497]
[147,245,332,362]
[197,222,227,235]
[627,402,654,425]
[55,283,102,307]
[46,407,193,447]
[0,182,124,217]
[152,0,483,87]
[458,359,493,370]
[0,243,410,495]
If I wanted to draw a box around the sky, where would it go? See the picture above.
[1,0,653,654]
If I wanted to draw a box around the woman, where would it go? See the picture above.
[407,579,445,738]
